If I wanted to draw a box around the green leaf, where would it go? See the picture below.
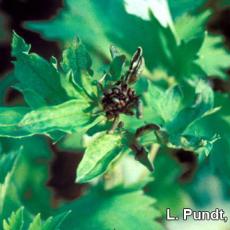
[196,34,230,79]
[173,11,211,78]
[57,132,85,151]
[0,100,103,139]
[76,132,123,183]
[179,134,220,161]
[24,0,228,82]
[60,188,163,230]
[61,39,98,99]
[9,137,54,217]
[165,81,219,158]
[12,33,69,106]
[28,214,42,230]
[147,84,183,123]
[146,151,191,215]
[3,207,24,230]
[0,72,16,105]
[59,71,86,100]
[13,84,47,109]
[0,148,21,221]
[61,39,93,85]
[2,207,69,230]
[109,54,126,81]
[25,0,177,73]
[10,33,95,141]
[175,11,211,42]
[174,35,205,77]
[0,107,30,138]
[19,100,101,135]
[168,0,206,19]
[144,80,217,158]
[13,52,69,105]
[12,31,30,56]
[42,212,71,230]
[0,150,17,183]
[25,0,112,56]
[166,80,214,135]
[0,173,19,222]
[185,93,230,182]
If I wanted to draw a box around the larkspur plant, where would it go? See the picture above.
[0,0,230,229]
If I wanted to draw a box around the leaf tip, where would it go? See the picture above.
[75,175,87,184]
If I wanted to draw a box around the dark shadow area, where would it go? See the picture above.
[0,0,63,75]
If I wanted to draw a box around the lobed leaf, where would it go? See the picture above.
[196,35,230,79]
[60,188,164,230]
[166,80,214,135]
[10,33,98,142]
[13,52,69,106]
[168,0,206,19]
[25,0,177,73]
[12,33,95,108]
[3,207,24,230]
[24,0,229,82]
[143,80,217,158]
[146,83,183,123]
[175,11,211,42]
[2,207,69,230]
[12,31,30,56]
[61,39,93,85]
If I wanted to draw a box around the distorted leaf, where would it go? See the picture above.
[77,132,123,183]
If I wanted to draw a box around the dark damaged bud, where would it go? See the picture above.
[125,47,144,84]
[100,47,145,132]
[101,81,139,119]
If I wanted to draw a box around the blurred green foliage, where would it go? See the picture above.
[0,0,230,229]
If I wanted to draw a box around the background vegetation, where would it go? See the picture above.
[0,0,230,229]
